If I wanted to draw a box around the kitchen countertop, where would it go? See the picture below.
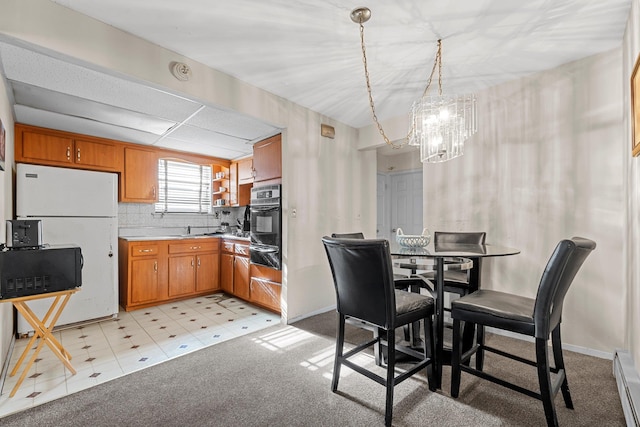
[119,234,251,242]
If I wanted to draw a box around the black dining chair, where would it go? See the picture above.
[421,231,487,298]
[450,237,596,427]
[322,236,437,427]
[331,231,432,345]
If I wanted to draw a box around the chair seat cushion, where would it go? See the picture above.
[451,289,536,336]
[395,289,434,313]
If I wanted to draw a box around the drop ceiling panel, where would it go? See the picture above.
[166,124,253,153]
[0,42,203,122]
[155,135,250,159]
[12,81,176,135]
[188,106,279,140]
[15,105,161,145]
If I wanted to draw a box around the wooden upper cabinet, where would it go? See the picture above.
[15,124,122,172]
[74,139,120,169]
[121,146,158,203]
[252,134,281,183]
[237,157,253,184]
[230,158,252,206]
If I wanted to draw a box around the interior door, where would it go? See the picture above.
[390,171,423,236]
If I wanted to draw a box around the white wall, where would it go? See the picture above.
[360,49,627,355]
[0,73,14,371]
[623,0,640,371]
[430,49,625,354]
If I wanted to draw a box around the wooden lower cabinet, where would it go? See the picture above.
[119,237,220,311]
[250,277,281,312]
[168,255,197,297]
[233,255,250,300]
[249,263,282,313]
[120,237,282,313]
[130,258,161,304]
[220,247,235,294]
[196,253,219,292]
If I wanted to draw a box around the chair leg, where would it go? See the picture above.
[332,315,345,392]
[536,337,559,427]
[450,318,462,397]
[552,325,573,409]
[385,328,396,427]
[374,327,383,366]
[424,316,437,391]
[476,324,485,371]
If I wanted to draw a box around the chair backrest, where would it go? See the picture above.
[434,231,487,288]
[331,232,365,239]
[434,231,486,245]
[533,237,596,338]
[322,237,395,329]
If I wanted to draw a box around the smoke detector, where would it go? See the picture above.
[170,61,192,81]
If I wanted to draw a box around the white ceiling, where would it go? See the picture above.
[0,0,633,159]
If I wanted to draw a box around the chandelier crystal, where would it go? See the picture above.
[350,7,478,163]
[409,93,477,163]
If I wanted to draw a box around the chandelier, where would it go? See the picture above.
[350,7,478,163]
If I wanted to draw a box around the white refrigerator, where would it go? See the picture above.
[16,163,119,334]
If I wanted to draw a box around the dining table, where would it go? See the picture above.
[389,240,520,388]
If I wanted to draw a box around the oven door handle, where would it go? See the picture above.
[250,245,279,254]
[250,205,279,212]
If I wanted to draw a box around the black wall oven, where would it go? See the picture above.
[250,184,281,270]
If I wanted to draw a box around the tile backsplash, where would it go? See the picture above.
[118,203,247,237]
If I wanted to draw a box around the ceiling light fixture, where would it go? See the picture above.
[350,7,477,163]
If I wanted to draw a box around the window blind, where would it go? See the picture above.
[155,160,212,214]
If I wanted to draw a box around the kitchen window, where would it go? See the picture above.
[155,159,212,214]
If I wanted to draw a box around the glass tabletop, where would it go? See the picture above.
[389,241,520,258]
[393,256,473,271]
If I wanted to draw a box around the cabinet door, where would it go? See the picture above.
[168,255,196,297]
[20,130,73,165]
[74,139,120,170]
[238,157,253,184]
[233,256,250,300]
[252,135,281,183]
[229,162,239,206]
[131,258,160,304]
[196,253,219,292]
[122,147,158,202]
[220,253,234,294]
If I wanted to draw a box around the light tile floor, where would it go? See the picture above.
[0,293,280,418]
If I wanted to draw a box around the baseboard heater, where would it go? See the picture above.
[614,349,640,426]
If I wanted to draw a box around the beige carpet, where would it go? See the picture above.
[0,311,625,426]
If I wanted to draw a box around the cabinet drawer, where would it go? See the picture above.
[250,278,281,312]
[235,243,250,256]
[169,240,218,254]
[130,244,159,257]
[222,242,235,253]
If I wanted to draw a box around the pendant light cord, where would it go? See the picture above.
[357,19,443,149]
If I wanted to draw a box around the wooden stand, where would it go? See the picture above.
[3,288,79,397]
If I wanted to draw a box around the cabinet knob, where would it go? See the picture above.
[77,148,81,162]
[154,261,158,272]
[66,146,71,160]
[139,249,153,253]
